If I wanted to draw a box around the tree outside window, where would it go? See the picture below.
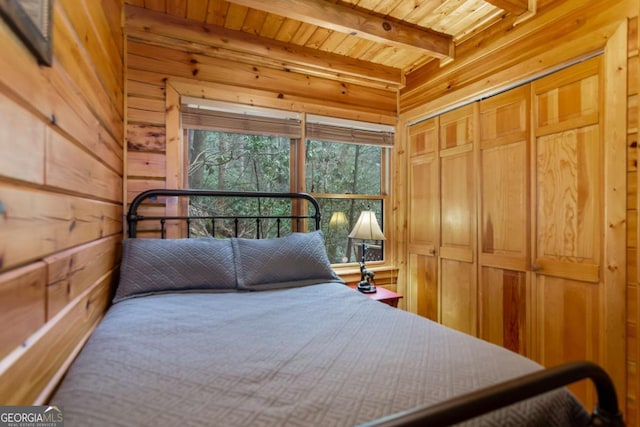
[184,108,390,265]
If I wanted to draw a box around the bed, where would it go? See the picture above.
[50,189,624,426]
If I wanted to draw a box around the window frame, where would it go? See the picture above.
[181,103,393,268]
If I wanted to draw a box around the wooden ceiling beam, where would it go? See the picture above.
[483,0,529,15]
[125,5,403,89]
[224,0,453,59]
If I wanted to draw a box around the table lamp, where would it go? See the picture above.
[348,210,385,293]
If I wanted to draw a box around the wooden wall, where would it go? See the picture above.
[0,0,123,404]
[395,0,638,422]
[123,4,398,269]
[0,0,631,419]
[124,4,397,206]
[628,16,640,426]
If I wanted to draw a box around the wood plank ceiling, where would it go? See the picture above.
[124,0,539,89]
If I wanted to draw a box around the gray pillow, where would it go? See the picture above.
[231,230,344,290]
[114,238,236,303]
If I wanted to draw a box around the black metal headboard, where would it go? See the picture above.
[127,189,321,239]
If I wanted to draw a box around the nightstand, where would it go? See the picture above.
[349,285,403,307]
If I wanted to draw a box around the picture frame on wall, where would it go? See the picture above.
[0,0,53,66]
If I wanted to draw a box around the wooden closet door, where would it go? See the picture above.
[532,56,602,406]
[407,118,439,320]
[439,104,477,336]
[478,85,531,355]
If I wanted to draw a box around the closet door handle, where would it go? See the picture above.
[531,263,541,272]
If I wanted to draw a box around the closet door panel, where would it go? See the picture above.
[408,155,439,319]
[535,275,600,404]
[535,125,601,279]
[441,258,476,335]
[480,143,528,268]
[439,104,477,335]
[479,267,528,354]
[440,148,474,260]
[408,253,438,320]
[407,118,439,319]
[478,86,531,355]
[409,154,438,253]
[532,56,603,407]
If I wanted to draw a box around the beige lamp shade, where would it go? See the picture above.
[348,211,385,241]
[329,211,348,227]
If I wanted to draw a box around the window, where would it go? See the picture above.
[186,129,294,238]
[182,101,394,264]
[305,115,392,264]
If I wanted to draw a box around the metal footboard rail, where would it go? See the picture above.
[360,361,624,427]
[127,189,322,238]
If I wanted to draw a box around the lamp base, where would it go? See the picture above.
[357,280,377,294]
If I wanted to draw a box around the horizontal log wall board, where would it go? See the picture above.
[0,0,123,405]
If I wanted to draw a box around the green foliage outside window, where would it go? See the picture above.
[187,129,385,264]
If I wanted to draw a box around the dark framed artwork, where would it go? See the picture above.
[0,0,53,66]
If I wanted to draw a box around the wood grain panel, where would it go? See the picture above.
[0,95,46,185]
[53,3,123,143]
[408,254,438,321]
[128,96,167,125]
[125,4,402,89]
[630,170,638,211]
[127,179,167,204]
[127,178,167,201]
[0,0,122,408]
[479,85,529,273]
[0,263,47,359]
[535,60,600,137]
[479,85,528,149]
[58,0,124,112]
[480,142,527,258]
[0,272,112,405]
[46,130,123,202]
[629,16,640,425]
[128,79,166,100]
[630,94,638,133]
[168,77,397,125]
[401,0,633,116]
[408,155,438,253]
[630,56,638,96]
[535,125,601,270]
[0,19,123,177]
[127,151,167,178]
[479,267,528,355]
[531,55,611,410]
[48,68,124,175]
[439,104,474,149]
[440,258,477,336]
[440,148,474,258]
[630,284,637,360]
[127,41,397,114]
[535,275,600,405]
[44,235,121,319]
[0,185,122,273]
[603,21,629,414]
[408,117,437,157]
[407,117,440,320]
[629,134,638,173]
[127,124,167,151]
[438,103,477,335]
[127,106,166,126]
[629,360,638,427]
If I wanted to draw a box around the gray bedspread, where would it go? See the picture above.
[51,283,589,426]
